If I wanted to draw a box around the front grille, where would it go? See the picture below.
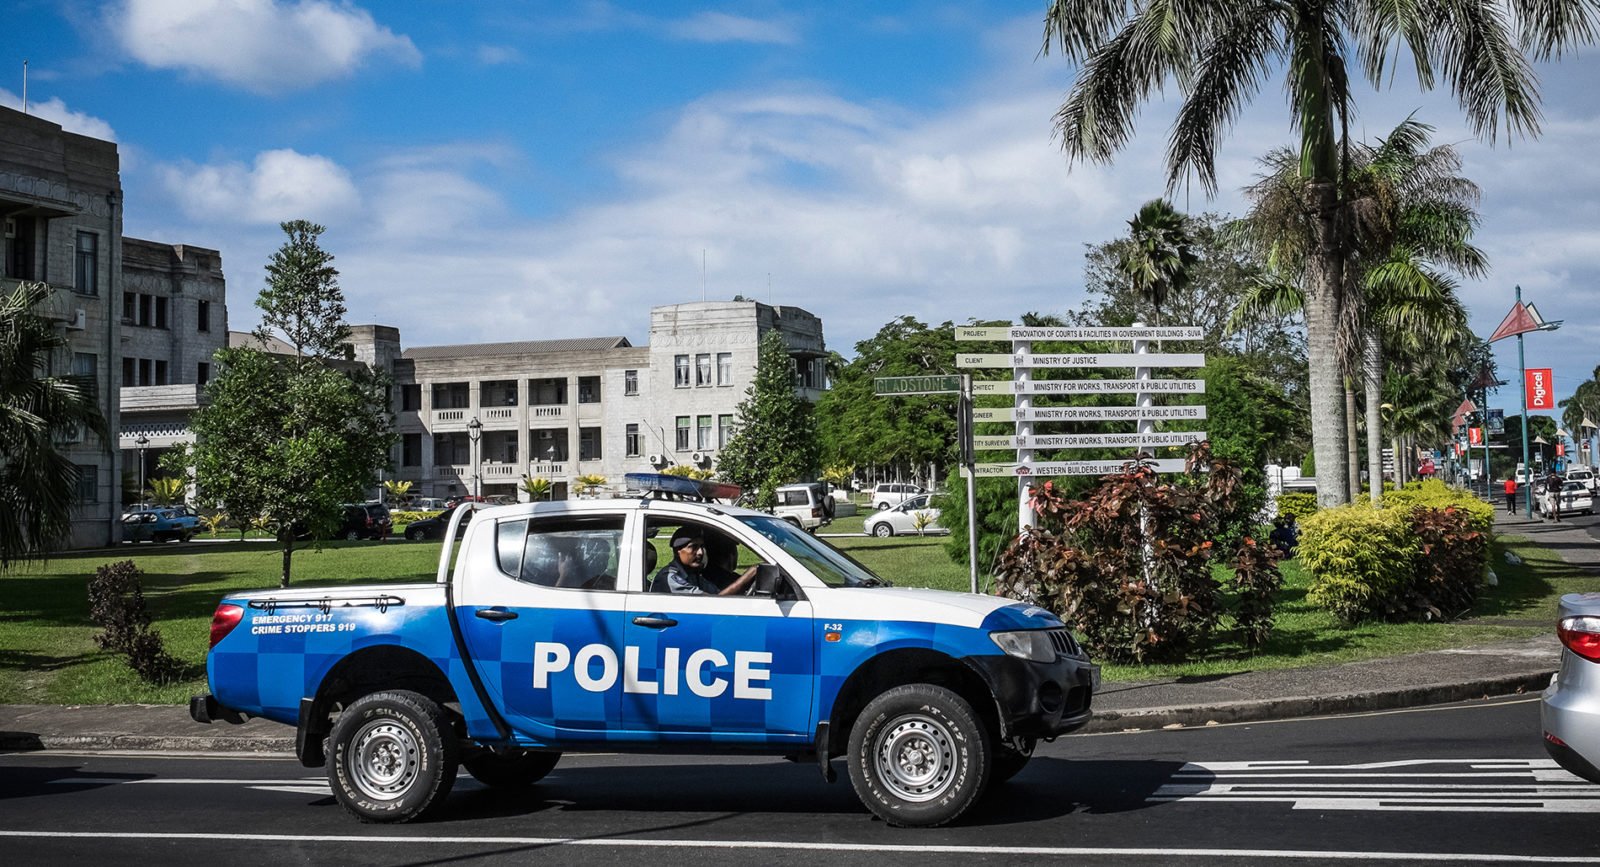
[1046,628,1079,657]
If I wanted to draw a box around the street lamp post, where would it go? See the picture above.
[467,416,482,499]
[134,434,149,507]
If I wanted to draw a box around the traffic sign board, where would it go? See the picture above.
[972,379,1205,395]
[872,375,963,396]
[955,326,1203,341]
[974,432,1206,450]
[970,406,1207,422]
[956,353,1206,369]
[963,458,1189,477]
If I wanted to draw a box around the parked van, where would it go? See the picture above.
[773,482,834,531]
[870,482,925,510]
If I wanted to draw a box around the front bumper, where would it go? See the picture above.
[965,651,1100,739]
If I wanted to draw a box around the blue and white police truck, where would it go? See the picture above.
[191,474,1099,827]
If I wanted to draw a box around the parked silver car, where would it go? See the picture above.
[863,494,947,537]
[1542,592,1600,783]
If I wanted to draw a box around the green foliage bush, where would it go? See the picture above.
[1406,506,1489,619]
[87,560,181,684]
[1384,479,1493,536]
[1299,505,1416,623]
[390,509,441,525]
[1275,492,1318,520]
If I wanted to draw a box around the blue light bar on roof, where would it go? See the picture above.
[624,472,742,502]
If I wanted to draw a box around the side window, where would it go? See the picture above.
[644,518,768,596]
[500,516,624,591]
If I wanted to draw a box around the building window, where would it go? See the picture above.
[122,357,135,387]
[72,353,97,401]
[675,416,691,451]
[138,294,152,327]
[75,232,98,295]
[695,354,712,387]
[400,384,421,411]
[696,415,712,450]
[197,300,211,332]
[197,362,211,386]
[626,423,641,457]
[718,414,734,449]
[624,369,638,395]
[138,358,152,386]
[155,297,169,330]
[674,355,691,388]
[578,376,601,404]
[579,427,602,461]
[402,433,422,467]
[75,464,98,504]
[155,360,169,385]
[717,352,733,386]
[122,292,136,322]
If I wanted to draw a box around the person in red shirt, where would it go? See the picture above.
[1504,477,1518,513]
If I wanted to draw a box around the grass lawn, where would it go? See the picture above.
[0,531,1580,705]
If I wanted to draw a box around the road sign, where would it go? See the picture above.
[974,432,1206,450]
[964,458,1189,477]
[955,326,1204,341]
[971,406,1208,423]
[957,353,1206,369]
[972,379,1206,395]
[872,375,963,396]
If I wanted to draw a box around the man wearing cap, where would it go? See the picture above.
[656,526,760,595]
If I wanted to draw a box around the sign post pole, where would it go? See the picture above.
[1015,338,1034,533]
[961,375,978,594]
[1518,286,1532,517]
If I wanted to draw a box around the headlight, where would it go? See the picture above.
[990,630,1056,662]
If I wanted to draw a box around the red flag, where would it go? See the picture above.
[1489,302,1539,343]
[1469,427,1483,446]
[1526,368,1555,410]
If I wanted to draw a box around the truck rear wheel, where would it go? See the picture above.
[462,748,561,788]
[847,684,989,827]
[327,690,458,823]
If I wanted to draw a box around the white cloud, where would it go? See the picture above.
[0,89,117,141]
[476,45,523,66]
[158,149,360,225]
[109,0,420,93]
[666,11,800,45]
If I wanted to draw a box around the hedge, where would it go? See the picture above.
[1275,492,1318,520]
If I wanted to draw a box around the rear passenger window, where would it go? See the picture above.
[498,516,625,591]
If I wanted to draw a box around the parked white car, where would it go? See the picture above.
[869,482,926,510]
[864,494,947,537]
[1539,481,1595,517]
[1565,468,1598,497]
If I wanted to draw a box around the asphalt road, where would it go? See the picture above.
[1,696,1596,866]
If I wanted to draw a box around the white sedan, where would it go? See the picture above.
[1539,481,1595,517]
[864,494,948,537]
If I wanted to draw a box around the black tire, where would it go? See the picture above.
[872,522,894,538]
[876,502,891,511]
[327,690,459,823]
[181,531,194,543]
[462,748,561,788]
[847,684,990,827]
[990,736,1036,785]
[345,529,362,541]
[405,528,421,541]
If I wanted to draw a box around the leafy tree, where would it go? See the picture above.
[171,222,392,587]
[1042,0,1594,507]
[382,479,413,504]
[146,477,185,506]
[1117,199,1198,325]
[1560,365,1600,462]
[717,331,820,508]
[1202,356,1303,545]
[0,281,107,571]
[520,475,552,500]
[574,473,608,497]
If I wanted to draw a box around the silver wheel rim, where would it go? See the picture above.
[874,713,956,802]
[348,719,420,802]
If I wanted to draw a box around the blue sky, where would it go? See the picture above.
[6,1,1600,428]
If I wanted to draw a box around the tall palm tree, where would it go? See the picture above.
[0,281,108,570]
[1117,198,1198,325]
[1560,366,1600,464]
[1043,0,1586,506]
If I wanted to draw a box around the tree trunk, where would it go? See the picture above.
[1345,385,1361,498]
[278,531,294,588]
[1304,181,1350,507]
[1363,329,1384,503]
[1393,432,1404,487]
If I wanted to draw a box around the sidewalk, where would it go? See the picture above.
[0,504,1591,753]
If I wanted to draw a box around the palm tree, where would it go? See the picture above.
[1043,0,1584,506]
[1117,199,1198,325]
[1560,366,1600,464]
[0,281,108,570]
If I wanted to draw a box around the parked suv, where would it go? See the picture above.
[870,482,925,510]
[1566,467,1598,497]
[772,482,834,531]
[337,503,392,540]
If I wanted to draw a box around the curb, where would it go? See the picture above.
[0,730,295,753]
[1081,671,1553,733]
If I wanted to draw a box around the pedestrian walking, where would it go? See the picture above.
[1504,477,1518,513]
[1547,470,1564,522]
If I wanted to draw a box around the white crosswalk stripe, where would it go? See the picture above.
[1149,758,1600,813]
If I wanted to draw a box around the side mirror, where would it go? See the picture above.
[754,564,784,597]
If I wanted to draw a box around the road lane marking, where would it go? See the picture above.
[0,831,1596,862]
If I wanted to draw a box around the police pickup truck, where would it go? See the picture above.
[191,474,1098,827]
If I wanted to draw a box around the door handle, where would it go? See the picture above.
[632,615,678,629]
[475,608,518,622]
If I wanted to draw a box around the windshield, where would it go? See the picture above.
[736,515,888,588]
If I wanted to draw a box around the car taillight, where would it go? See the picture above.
[812,506,821,517]
[1558,615,1600,662]
[210,604,244,649]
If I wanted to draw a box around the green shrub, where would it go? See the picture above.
[1275,492,1318,520]
[1406,506,1489,619]
[1384,479,1493,536]
[390,509,442,525]
[1299,504,1415,623]
[87,560,181,684]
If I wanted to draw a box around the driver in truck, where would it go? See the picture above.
[655,525,759,595]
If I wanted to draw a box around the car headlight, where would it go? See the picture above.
[990,630,1056,662]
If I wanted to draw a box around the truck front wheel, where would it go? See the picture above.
[327,690,459,823]
[462,748,561,788]
[847,684,990,827]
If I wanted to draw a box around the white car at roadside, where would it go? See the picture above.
[864,494,948,537]
[1539,481,1595,517]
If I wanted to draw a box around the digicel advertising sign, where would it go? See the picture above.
[1469,427,1483,446]
[1527,368,1555,410]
